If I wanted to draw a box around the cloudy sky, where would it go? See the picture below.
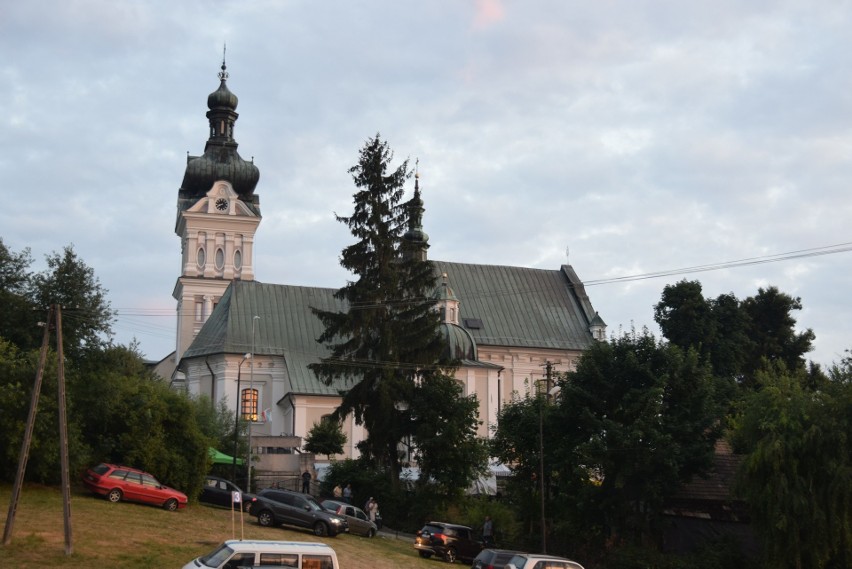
[3,1,851,366]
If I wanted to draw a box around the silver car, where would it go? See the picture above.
[506,554,585,569]
[321,499,378,537]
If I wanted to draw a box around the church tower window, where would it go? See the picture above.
[196,247,205,268]
[215,247,225,270]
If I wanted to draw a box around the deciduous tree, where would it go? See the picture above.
[654,280,814,388]
[30,245,115,361]
[731,360,852,568]
[304,418,347,460]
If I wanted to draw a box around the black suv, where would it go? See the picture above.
[414,521,484,563]
[247,488,348,537]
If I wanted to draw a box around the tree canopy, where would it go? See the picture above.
[304,418,347,459]
[0,238,227,500]
[730,361,852,568]
[654,279,814,387]
[492,330,723,554]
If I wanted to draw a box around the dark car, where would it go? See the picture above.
[81,462,187,511]
[320,499,378,537]
[200,476,254,511]
[248,488,348,537]
[472,548,523,569]
[414,521,484,563]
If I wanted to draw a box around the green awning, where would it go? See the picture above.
[209,447,244,466]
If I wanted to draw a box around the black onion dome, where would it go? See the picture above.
[208,78,238,111]
[181,148,260,199]
[179,61,260,200]
[440,322,478,361]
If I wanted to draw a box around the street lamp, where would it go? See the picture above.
[536,362,555,554]
[232,353,251,484]
[246,315,260,493]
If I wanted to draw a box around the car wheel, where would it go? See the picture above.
[367,528,375,538]
[163,498,179,511]
[258,510,275,527]
[313,522,328,537]
[419,551,432,559]
[444,547,458,563]
[107,489,122,503]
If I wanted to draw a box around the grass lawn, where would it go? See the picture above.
[0,484,435,569]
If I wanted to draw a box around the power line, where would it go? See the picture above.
[581,241,852,287]
[101,240,852,348]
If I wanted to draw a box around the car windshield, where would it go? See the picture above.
[199,544,235,567]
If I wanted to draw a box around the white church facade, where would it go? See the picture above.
[161,63,606,475]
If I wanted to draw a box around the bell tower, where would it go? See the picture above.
[173,57,261,363]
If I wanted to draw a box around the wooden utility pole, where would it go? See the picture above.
[55,306,73,554]
[2,305,73,554]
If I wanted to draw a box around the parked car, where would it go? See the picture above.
[472,548,523,569]
[413,521,484,563]
[505,554,585,569]
[181,539,340,569]
[200,475,254,511]
[320,499,378,537]
[247,488,348,537]
[81,462,187,511]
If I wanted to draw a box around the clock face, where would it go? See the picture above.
[215,198,228,211]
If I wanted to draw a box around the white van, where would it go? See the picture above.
[182,540,340,569]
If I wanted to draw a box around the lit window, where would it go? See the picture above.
[241,388,258,421]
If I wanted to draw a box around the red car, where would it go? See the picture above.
[82,463,187,511]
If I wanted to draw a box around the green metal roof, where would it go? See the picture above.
[181,261,598,395]
[431,261,597,351]
[181,280,347,395]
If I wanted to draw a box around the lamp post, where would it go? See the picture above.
[232,353,250,484]
[246,315,260,493]
[537,361,555,554]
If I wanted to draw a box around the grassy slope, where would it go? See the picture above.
[0,485,434,569]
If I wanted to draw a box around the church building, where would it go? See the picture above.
[162,63,607,475]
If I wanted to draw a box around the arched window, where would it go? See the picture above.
[241,388,258,421]
[215,247,225,270]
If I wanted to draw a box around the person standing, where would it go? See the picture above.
[342,483,353,504]
[333,483,342,499]
[367,497,378,523]
[481,515,494,546]
[301,469,312,494]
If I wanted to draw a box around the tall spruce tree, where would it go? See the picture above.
[310,134,459,487]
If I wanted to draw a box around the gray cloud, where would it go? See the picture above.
[2,0,850,365]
